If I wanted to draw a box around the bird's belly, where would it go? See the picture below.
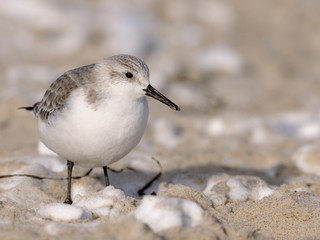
[38,96,149,167]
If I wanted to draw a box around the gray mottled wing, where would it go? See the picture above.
[35,64,95,121]
[35,73,78,121]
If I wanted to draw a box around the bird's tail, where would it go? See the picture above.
[19,106,34,111]
[18,102,40,112]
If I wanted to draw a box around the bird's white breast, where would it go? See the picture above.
[38,89,149,167]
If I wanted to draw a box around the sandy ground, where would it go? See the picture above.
[1,1,320,239]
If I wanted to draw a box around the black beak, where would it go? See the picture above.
[143,84,180,111]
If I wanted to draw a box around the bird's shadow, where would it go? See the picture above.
[100,162,299,198]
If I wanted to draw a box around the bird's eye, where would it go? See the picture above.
[125,72,133,78]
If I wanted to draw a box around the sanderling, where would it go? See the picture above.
[21,54,180,204]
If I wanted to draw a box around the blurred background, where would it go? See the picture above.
[2,2,320,238]
[1,0,320,159]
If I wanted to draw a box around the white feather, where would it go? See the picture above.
[38,88,149,167]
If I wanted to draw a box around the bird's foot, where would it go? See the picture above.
[64,198,73,205]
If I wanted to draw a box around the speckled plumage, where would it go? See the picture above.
[33,55,153,167]
[34,54,150,122]
[24,54,179,204]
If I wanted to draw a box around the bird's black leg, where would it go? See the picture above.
[64,160,74,204]
[102,166,109,186]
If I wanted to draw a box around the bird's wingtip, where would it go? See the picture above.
[18,106,34,111]
[18,102,40,111]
